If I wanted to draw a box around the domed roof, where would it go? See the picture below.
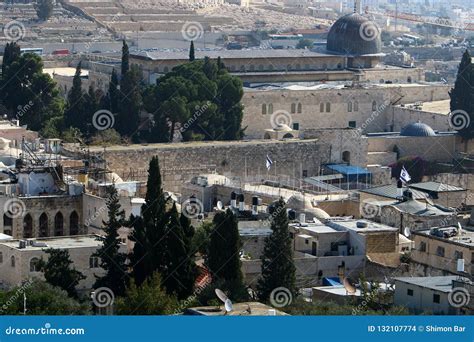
[327,13,382,56]
[400,122,436,137]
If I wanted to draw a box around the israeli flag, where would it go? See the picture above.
[400,166,411,184]
[266,155,273,171]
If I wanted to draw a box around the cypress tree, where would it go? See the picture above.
[257,198,297,302]
[189,41,195,62]
[207,209,247,300]
[93,186,128,297]
[162,203,196,299]
[108,68,119,114]
[449,50,474,139]
[121,40,129,76]
[118,65,141,138]
[65,62,85,132]
[2,42,20,77]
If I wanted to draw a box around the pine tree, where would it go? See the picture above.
[121,40,130,76]
[37,249,86,298]
[257,198,296,302]
[93,186,128,297]
[65,62,85,132]
[130,156,168,285]
[189,41,195,62]
[207,209,247,300]
[449,50,474,139]
[162,203,196,299]
[118,65,141,138]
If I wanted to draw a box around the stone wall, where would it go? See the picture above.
[81,139,331,193]
[389,106,450,132]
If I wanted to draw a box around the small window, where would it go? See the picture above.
[262,104,267,115]
[348,121,356,128]
[407,289,414,296]
[326,102,331,112]
[372,101,377,111]
[268,103,273,114]
[436,246,445,257]
[320,103,325,112]
[454,251,463,260]
[305,239,309,244]
[11,256,15,267]
[291,103,296,114]
[30,258,40,272]
[354,101,359,111]
[348,102,353,112]
[0,252,3,264]
[419,241,427,252]
[302,170,308,178]
[433,294,440,304]
[89,256,99,269]
[293,123,299,130]
[297,103,302,114]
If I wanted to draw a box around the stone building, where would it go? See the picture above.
[0,235,125,292]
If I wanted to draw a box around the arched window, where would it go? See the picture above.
[249,64,255,71]
[0,252,3,264]
[70,211,79,236]
[39,213,48,237]
[268,103,273,114]
[326,102,331,112]
[30,258,40,272]
[262,104,267,115]
[348,102,353,112]
[354,101,359,111]
[320,103,325,112]
[372,101,377,111]
[291,103,296,114]
[89,256,99,268]
[11,256,15,267]
[54,212,64,237]
[297,103,302,114]
[23,214,33,238]
[407,76,412,83]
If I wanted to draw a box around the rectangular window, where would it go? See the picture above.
[433,294,440,304]
[293,123,300,130]
[407,289,414,296]
[302,170,308,178]
[348,121,356,128]
[436,246,445,257]
[320,103,324,112]
[454,251,463,260]
[419,241,427,252]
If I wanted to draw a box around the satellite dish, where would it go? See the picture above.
[343,277,357,295]
[403,227,411,238]
[215,288,228,303]
[224,299,233,313]
[217,201,223,210]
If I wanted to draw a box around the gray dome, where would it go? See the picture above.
[400,122,436,137]
[327,13,382,56]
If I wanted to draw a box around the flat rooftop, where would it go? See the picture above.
[313,285,362,296]
[293,223,341,234]
[184,302,288,316]
[44,67,89,78]
[0,235,102,251]
[399,99,450,115]
[393,276,469,293]
[327,219,399,233]
[415,227,474,247]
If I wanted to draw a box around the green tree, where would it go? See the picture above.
[257,198,297,302]
[1,42,21,76]
[121,40,130,76]
[449,50,474,139]
[118,65,142,138]
[37,249,86,298]
[207,209,247,300]
[130,156,167,285]
[189,41,195,62]
[93,186,128,297]
[65,62,86,132]
[115,273,177,315]
[107,68,119,114]
[35,0,54,21]
[296,38,313,49]
[191,221,213,256]
[161,203,197,299]
[0,280,90,315]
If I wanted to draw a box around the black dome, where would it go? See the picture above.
[327,13,382,56]
[400,122,436,137]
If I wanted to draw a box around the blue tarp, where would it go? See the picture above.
[326,164,371,176]
[322,277,342,286]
